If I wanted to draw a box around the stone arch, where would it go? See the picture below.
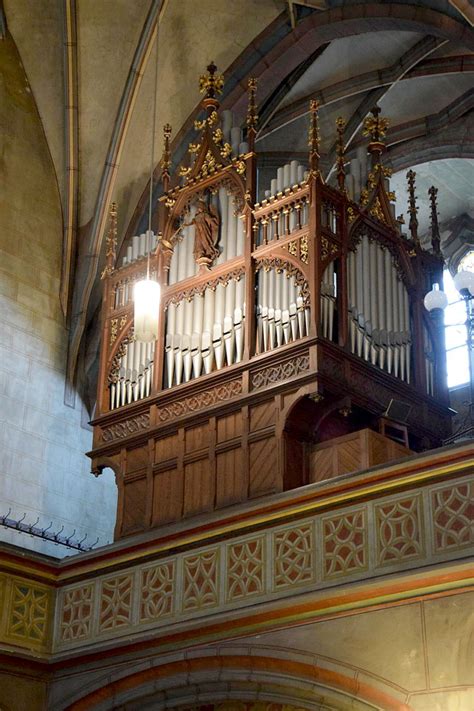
[63,653,413,711]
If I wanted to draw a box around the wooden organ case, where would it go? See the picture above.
[90,65,451,539]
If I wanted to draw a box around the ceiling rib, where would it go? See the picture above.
[258,43,330,133]
[61,0,79,325]
[324,35,449,178]
[259,40,471,142]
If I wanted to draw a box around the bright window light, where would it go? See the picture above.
[443,263,472,389]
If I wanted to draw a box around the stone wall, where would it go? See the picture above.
[0,33,116,557]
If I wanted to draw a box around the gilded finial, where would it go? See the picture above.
[308,99,320,174]
[101,203,117,279]
[429,185,442,256]
[406,169,420,247]
[246,77,258,151]
[336,116,346,191]
[199,61,224,101]
[363,106,389,143]
[363,106,389,166]
[161,123,172,191]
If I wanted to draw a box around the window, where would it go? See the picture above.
[444,254,473,388]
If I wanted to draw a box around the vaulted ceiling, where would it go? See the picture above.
[2,0,473,400]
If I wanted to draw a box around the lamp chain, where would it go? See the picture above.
[147,21,160,279]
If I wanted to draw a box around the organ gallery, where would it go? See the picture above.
[91,63,451,539]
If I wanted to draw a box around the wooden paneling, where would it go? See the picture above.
[309,446,335,483]
[249,436,279,497]
[152,468,183,526]
[126,445,148,473]
[217,412,241,443]
[216,447,245,507]
[184,458,214,517]
[309,429,411,483]
[155,434,178,463]
[121,475,147,535]
[185,423,209,452]
[250,401,275,432]
[283,434,306,490]
[337,436,363,474]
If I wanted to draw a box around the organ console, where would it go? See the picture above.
[91,63,451,539]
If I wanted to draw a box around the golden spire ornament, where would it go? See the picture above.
[429,185,442,256]
[406,169,420,247]
[246,77,258,152]
[101,203,117,279]
[199,62,224,100]
[308,99,320,175]
[161,123,172,192]
[336,116,346,191]
[363,106,389,166]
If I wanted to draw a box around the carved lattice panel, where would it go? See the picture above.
[273,524,315,590]
[99,575,134,632]
[140,561,175,622]
[182,548,219,612]
[226,537,265,601]
[7,581,50,644]
[432,481,474,553]
[60,584,94,642]
[322,509,367,578]
[375,495,424,566]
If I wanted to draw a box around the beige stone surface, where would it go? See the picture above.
[77,0,152,224]
[4,0,65,206]
[241,602,427,691]
[0,33,116,557]
[424,591,474,688]
[409,688,474,711]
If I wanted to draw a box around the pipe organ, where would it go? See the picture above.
[347,235,411,381]
[91,65,451,540]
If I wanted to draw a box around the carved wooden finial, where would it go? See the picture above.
[308,99,320,175]
[363,106,389,166]
[101,203,117,279]
[161,123,172,192]
[406,169,420,246]
[246,77,258,151]
[199,61,224,101]
[429,185,442,256]
[336,116,346,191]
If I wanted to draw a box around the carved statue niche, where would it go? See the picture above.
[184,197,220,271]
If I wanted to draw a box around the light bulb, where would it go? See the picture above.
[424,283,448,312]
[453,269,474,297]
[134,279,160,342]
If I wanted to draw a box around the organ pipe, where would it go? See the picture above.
[347,235,411,384]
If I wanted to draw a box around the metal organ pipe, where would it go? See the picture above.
[256,268,309,353]
[320,262,336,341]
[164,275,246,386]
[110,231,158,409]
[110,337,155,410]
[257,160,309,247]
[347,237,411,384]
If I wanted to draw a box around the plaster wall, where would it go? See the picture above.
[0,34,116,557]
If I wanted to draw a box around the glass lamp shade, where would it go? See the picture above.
[134,278,160,342]
[424,283,448,312]
[453,269,474,296]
